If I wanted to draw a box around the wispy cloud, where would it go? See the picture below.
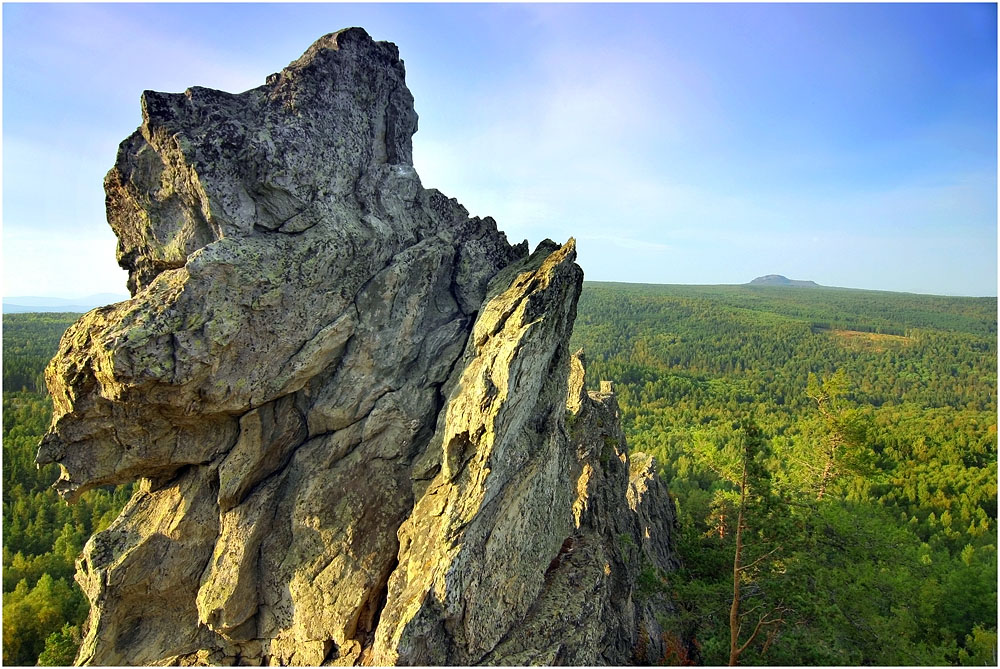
[413,27,713,250]
[3,227,126,298]
[12,4,269,97]
[3,3,995,296]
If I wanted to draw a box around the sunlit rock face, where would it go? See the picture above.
[39,28,680,666]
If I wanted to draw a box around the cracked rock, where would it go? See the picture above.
[39,27,680,666]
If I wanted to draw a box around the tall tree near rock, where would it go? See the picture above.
[698,419,788,665]
[726,421,788,666]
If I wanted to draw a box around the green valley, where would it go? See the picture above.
[2,313,132,666]
[571,282,997,665]
[3,281,996,665]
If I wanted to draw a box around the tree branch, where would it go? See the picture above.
[740,601,766,620]
[737,606,787,656]
[737,546,780,572]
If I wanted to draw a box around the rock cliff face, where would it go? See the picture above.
[39,28,679,666]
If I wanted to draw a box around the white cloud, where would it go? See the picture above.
[3,227,127,298]
[23,5,269,96]
[3,136,111,234]
[4,5,993,297]
[413,34,714,256]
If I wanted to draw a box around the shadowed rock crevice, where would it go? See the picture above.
[40,27,680,666]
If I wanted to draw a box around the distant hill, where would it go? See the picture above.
[748,274,820,287]
[3,293,129,314]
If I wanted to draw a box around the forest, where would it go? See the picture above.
[571,282,997,665]
[2,313,132,666]
[2,281,997,665]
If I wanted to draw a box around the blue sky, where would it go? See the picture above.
[3,3,997,297]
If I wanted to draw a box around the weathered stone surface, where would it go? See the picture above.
[371,240,582,665]
[481,352,681,666]
[76,467,221,665]
[40,27,680,666]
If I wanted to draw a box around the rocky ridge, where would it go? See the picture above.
[38,28,680,666]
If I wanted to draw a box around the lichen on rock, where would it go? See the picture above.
[39,27,680,666]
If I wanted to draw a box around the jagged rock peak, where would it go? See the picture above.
[108,27,420,295]
[39,30,680,666]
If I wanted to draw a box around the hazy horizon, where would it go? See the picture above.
[5,275,997,303]
[4,3,997,298]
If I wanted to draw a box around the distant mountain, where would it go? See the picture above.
[3,293,129,314]
[748,274,820,287]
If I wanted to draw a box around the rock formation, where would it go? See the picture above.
[38,28,680,666]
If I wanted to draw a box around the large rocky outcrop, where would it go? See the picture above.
[38,28,680,666]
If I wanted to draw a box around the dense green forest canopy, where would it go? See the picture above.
[2,313,84,395]
[2,282,997,665]
[2,313,132,666]
[571,282,997,665]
